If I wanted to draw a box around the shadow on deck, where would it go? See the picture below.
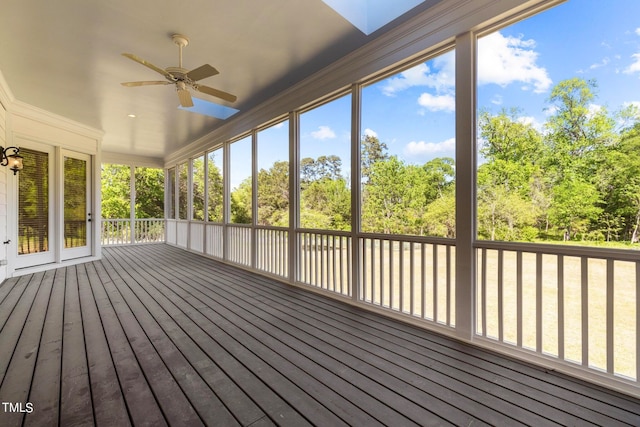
[0,244,638,426]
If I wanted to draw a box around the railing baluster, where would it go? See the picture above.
[582,257,589,367]
[536,252,543,354]
[378,239,383,306]
[637,261,640,382]
[607,259,614,374]
[446,245,451,326]
[399,241,404,312]
[558,255,565,360]
[332,235,337,292]
[517,251,523,348]
[480,247,486,336]
[410,241,415,316]
[435,244,440,324]
[498,249,504,342]
[372,239,378,305]
[388,240,394,309]
[361,238,367,300]
[422,243,426,319]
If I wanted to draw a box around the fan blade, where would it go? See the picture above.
[195,84,237,103]
[186,64,219,81]
[122,53,174,80]
[121,81,171,87]
[177,88,194,107]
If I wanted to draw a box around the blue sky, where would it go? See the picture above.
[230,0,640,189]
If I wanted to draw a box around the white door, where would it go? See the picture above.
[16,144,56,268]
[62,151,92,260]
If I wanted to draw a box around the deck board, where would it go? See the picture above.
[0,244,638,426]
[24,269,65,427]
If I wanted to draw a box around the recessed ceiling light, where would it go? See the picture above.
[128,114,136,118]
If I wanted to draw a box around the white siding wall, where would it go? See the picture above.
[0,102,7,282]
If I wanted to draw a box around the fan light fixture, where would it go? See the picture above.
[1,146,23,175]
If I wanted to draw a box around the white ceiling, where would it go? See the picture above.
[0,0,439,160]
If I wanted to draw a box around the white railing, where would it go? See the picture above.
[101,218,165,245]
[297,230,352,297]
[162,217,639,391]
[205,223,224,259]
[360,234,456,328]
[227,224,252,267]
[476,240,639,384]
[256,227,289,278]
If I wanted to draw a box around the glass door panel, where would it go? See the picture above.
[17,146,55,267]
[62,151,92,259]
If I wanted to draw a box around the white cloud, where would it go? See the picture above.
[516,116,544,131]
[311,125,336,140]
[623,101,640,109]
[587,103,603,118]
[589,57,610,70]
[636,28,640,36]
[417,93,455,112]
[517,116,536,126]
[477,31,552,93]
[364,128,378,138]
[404,138,455,156]
[491,94,503,105]
[544,105,559,116]
[381,52,455,96]
[624,53,640,75]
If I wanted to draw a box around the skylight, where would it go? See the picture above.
[178,97,240,120]
[322,0,426,35]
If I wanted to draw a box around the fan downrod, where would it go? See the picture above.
[172,34,189,68]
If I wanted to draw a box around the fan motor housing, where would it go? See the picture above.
[166,67,189,80]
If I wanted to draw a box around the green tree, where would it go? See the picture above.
[257,161,289,226]
[361,134,389,181]
[135,167,164,218]
[191,158,205,221]
[101,164,130,219]
[544,78,615,179]
[231,177,252,224]
[301,177,351,230]
[207,156,224,222]
[600,122,640,242]
[423,191,456,238]
[477,110,543,240]
[549,177,602,241]
[361,156,407,234]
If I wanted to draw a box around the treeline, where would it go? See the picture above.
[478,77,640,244]
[166,77,640,246]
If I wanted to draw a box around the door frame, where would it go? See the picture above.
[9,137,99,273]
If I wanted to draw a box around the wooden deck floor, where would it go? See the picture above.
[0,245,638,426]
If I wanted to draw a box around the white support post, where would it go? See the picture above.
[130,164,135,244]
[187,158,193,250]
[251,130,258,269]
[351,83,362,302]
[455,31,477,341]
[223,142,230,261]
[203,151,209,252]
[289,112,300,284]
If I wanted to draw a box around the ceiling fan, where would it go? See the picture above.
[121,34,237,108]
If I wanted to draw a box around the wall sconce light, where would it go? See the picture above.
[1,147,23,175]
